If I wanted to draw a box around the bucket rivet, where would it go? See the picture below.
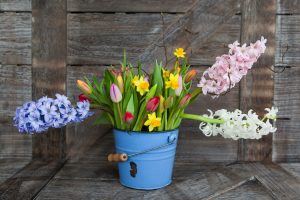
[168,134,177,143]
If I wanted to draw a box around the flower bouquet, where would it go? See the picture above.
[14,37,277,190]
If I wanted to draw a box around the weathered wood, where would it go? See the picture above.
[277,0,300,14]
[189,15,241,65]
[0,158,30,185]
[137,0,240,65]
[32,0,67,160]
[0,0,31,11]
[66,65,111,159]
[67,13,180,65]
[250,163,300,200]
[0,13,31,65]
[275,15,300,67]
[238,0,276,162]
[279,163,300,180]
[0,160,65,200]
[67,0,196,13]
[213,179,273,200]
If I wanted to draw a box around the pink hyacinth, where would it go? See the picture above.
[198,36,267,98]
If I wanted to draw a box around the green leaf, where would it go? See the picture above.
[93,112,114,126]
[145,84,157,102]
[151,61,163,96]
[126,94,135,114]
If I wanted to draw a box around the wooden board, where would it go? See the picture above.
[67,13,180,65]
[279,163,300,180]
[0,0,31,11]
[0,13,31,65]
[31,0,67,160]
[238,0,276,162]
[277,0,300,14]
[0,158,30,185]
[67,0,197,13]
[189,15,241,66]
[275,15,300,67]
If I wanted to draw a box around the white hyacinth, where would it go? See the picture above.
[199,107,278,140]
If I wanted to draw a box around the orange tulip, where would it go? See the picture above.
[77,80,92,94]
[185,69,197,83]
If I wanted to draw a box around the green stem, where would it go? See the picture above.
[117,103,124,128]
[181,113,224,124]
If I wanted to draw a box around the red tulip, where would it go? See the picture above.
[78,93,90,102]
[146,96,160,112]
[179,94,191,108]
[123,112,134,124]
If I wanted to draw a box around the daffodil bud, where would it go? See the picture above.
[159,95,165,113]
[77,80,92,94]
[164,96,174,109]
[110,84,122,103]
[117,74,124,93]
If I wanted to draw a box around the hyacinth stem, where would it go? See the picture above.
[181,113,224,124]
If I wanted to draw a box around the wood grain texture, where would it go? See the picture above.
[32,0,67,160]
[0,0,31,11]
[137,0,240,65]
[0,160,65,200]
[279,163,300,180]
[0,158,30,185]
[189,15,241,66]
[0,13,31,65]
[67,0,196,13]
[238,0,276,162]
[277,0,300,14]
[273,66,300,162]
[275,15,300,67]
[67,13,180,65]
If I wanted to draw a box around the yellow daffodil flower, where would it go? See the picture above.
[162,68,170,79]
[132,75,139,86]
[165,73,180,90]
[134,76,149,96]
[174,48,186,59]
[144,112,161,132]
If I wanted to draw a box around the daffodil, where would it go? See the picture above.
[132,75,139,86]
[174,48,186,59]
[165,73,180,90]
[162,68,170,79]
[144,112,161,132]
[133,76,149,96]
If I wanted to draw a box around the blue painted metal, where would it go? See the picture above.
[113,128,179,190]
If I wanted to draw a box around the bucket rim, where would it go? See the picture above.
[113,127,179,135]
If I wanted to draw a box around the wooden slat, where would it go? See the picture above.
[189,15,241,66]
[279,163,300,180]
[213,179,273,200]
[273,67,300,162]
[67,13,180,65]
[137,0,240,65]
[0,13,31,65]
[0,0,31,11]
[0,158,30,185]
[238,0,276,162]
[275,15,300,67]
[32,0,67,160]
[251,163,300,200]
[0,160,65,200]
[67,0,196,13]
[277,0,300,14]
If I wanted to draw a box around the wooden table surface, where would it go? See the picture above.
[1,133,300,200]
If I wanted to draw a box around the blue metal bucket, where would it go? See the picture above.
[113,128,179,190]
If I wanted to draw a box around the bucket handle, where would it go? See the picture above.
[107,134,177,162]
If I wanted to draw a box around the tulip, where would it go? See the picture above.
[123,112,134,124]
[117,74,124,93]
[146,96,160,112]
[175,75,183,96]
[179,94,191,108]
[78,93,90,102]
[185,69,197,83]
[77,80,92,94]
[110,84,122,103]
[164,96,174,109]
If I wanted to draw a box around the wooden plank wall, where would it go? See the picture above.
[0,0,299,164]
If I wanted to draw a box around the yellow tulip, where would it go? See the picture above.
[77,80,92,94]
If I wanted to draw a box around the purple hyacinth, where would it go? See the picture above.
[13,94,93,134]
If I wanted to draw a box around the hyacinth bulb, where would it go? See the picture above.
[146,96,160,112]
[110,84,122,103]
